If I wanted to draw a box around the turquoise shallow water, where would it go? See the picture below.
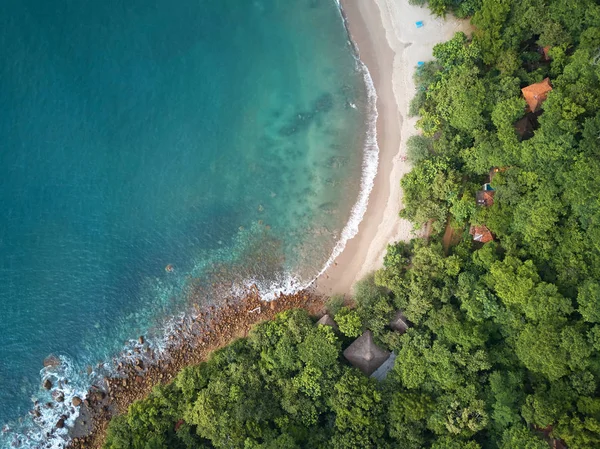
[0,0,368,446]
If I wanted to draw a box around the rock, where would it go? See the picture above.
[72,396,82,407]
[43,355,61,368]
[54,392,65,403]
[43,379,52,390]
[56,418,65,429]
[138,336,144,345]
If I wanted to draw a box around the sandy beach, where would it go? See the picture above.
[317,0,470,296]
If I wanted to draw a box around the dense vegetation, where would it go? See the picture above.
[103,0,600,448]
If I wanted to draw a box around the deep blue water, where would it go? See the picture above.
[0,0,368,446]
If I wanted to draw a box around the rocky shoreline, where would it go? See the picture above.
[59,288,324,449]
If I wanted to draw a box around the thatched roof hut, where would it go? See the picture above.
[371,352,397,381]
[390,311,409,334]
[316,314,338,330]
[343,330,390,376]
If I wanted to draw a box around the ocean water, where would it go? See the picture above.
[0,0,373,446]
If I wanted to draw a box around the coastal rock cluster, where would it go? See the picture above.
[65,288,323,449]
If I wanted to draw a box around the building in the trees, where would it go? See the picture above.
[370,352,397,381]
[489,166,508,182]
[390,310,409,334]
[476,183,495,207]
[316,314,338,330]
[514,112,540,140]
[470,225,494,243]
[521,78,552,112]
[343,330,390,376]
[540,45,551,61]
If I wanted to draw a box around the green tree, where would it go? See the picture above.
[334,307,363,338]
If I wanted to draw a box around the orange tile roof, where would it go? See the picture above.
[469,225,494,243]
[542,46,551,60]
[476,190,495,207]
[522,78,552,112]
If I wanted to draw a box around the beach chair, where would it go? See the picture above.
[415,21,424,28]
[417,61,425,67]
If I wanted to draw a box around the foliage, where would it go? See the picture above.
[334,306,363,338]
[325,294,346,317]
[406,135,434,163]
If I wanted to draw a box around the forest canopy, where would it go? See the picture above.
[103,0,600,448]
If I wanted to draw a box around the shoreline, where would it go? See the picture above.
[317,0,471,295]
[63,290,325,449]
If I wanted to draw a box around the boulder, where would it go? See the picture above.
[72,396,82,407]
[43,355,61,368]
[56,418,65,429]
[43,379,52,390]
[138,336,145,345]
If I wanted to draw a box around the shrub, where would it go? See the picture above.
[334,307,363,338]
[406,135,433,164]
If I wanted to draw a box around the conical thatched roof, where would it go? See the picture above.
[316,314,338,330]
[390,311,409,334]
[343,330,390,375]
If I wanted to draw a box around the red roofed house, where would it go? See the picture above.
[521,78,552,112]
[539,45,552,61]
[470,225,494,243]
[476,183,495,207]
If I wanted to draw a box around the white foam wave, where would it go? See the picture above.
[311,60,379,280]
[248,2,380,301]
[1,356,90,449]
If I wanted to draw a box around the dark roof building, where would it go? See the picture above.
[476,190,495,207]
[343,330,390,376]
[514,114,536,140]
[316,314,338,330]
[370,352,397,381]
[390,311,409,334]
